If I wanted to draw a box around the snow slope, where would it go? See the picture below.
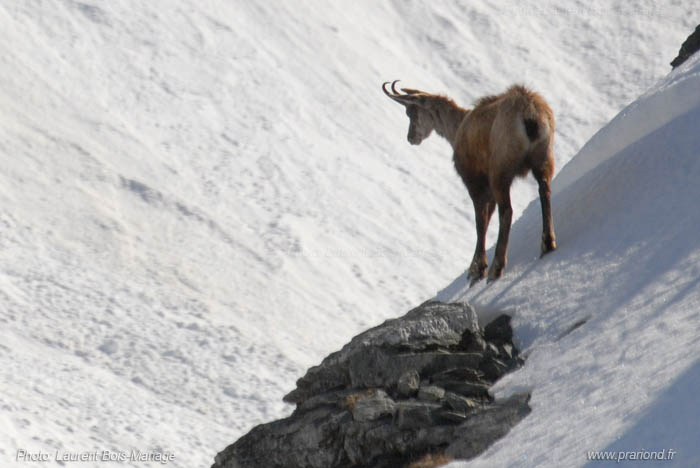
[0,1,696,467]
[440,53,700,467]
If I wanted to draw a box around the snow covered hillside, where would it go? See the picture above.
[0,1,696,467]
[440,53,700,467]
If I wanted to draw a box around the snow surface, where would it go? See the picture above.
[0,1,697,467]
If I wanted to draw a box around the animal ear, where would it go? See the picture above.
[413,95,430,107]
[402,90,431,107]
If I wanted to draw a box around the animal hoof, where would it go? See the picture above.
[467,263,486,287]
[469,276,484,288]
[540,239,557,257]
[487,266,503,283]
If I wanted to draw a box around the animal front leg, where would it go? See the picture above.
[534,173,556,256]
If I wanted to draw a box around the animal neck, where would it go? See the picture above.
[429,97,469,149]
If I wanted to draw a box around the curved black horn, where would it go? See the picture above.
[383,79,415,105]
[382,81,395,98]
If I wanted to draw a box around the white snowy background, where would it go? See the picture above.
[0,1,697,467]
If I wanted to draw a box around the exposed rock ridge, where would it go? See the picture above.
[212,301,530,468]
[671,24,700,68]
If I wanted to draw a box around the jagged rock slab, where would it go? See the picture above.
[446,393,532,459]
[671,24,700,68]
[284,301,479,404]
[212,301,528,468]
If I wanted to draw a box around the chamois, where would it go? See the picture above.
[383,80,556,284]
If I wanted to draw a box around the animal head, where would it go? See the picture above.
[383,80,435,145]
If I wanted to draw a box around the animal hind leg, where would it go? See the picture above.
[468,192,495,286]
[533,168,556,255]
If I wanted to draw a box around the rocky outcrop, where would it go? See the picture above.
[212,301,530,468]
[671,24,700,68]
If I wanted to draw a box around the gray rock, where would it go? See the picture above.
[446,393,532,460]
[458,328,488,353]
[348,350,482,390]
[484,314,512,345]
[296,389,357,414]
[284,301,478,404]
[439,409,470,423]
[480,356,509,382]
[283,362,351,405]
[671,24,700,68]
[431,367,483,384]
[484,342,502,363]
[343,420,455,466]
[396,370,420,397]
[396,400,443,429]
[357,300,479,350]
[343,422,400,465]
[213,303,528,468]
[444,392,481,413]
[351,389,396,422]
[212,406,351,468]
[438,380,491,399]
[418,384,445,402]
[499,343,514,360]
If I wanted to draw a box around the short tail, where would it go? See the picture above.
[523,118,539,142]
